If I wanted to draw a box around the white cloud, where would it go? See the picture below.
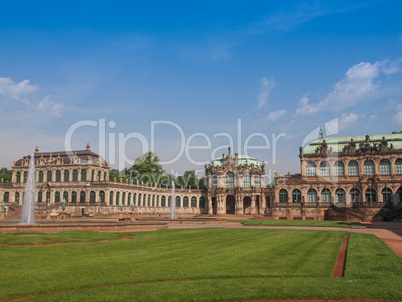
[338,112,365,131]
[257,77,275,109]
[36,95,64,117]
[266,109,287,121]
[0,77,38,103]
[296,60,402,116]
[392,104,402,126]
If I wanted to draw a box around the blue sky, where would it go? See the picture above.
[0,0,401,181]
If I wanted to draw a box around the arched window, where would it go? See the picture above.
[15,192,20,203]
[306,162,316,176]
[161,195,166,207]
[16,172,21,183]
[133,193,137,206]
[334,161,344,176]
[279,189,288,203]
[243,171,251,187]
[335,188,345,205]
[94,191,103,204]
[380,159,391,175]
[55,191,60,203]
[292,189,301,203]
[147,195,151,207]
[396,159,402,175]
[143,194,146,206]
[38,171,43,183]
[64,170,69,182]
[321,188,331,203]
[265,196,270,208]
[211,174,217,188]
[116,192,120,206]
[199,196,206,208]
[46,170,52,182]
[364,160,375,175]
[72,170,78,182]
[138,194,142,206]
[72,191,77,203]
[254,174,261,188]
[128,193,131,205]
[91,170,95,181]
[398,188,402,204]
[104,172,107,181]
[37,191,42,203]
[55,170,61,182]
[81,169,87,182]
[191,197,197,207]
[348,160,359,176]
[63,191,68,202]
[226,172,235,188]
[183,196,189,207]
[152,195,155,207]
[175,196,181,207]
[24,171,28,183]
[307,189,317,203]
[365,188,377,202]
[350,188,360,204]
[109,192,114,205]
[80,191,86,203]
[90,191,96,203]
[320,161,330,177]
[122,192,126,205]
[382,188,392,202]
[98,171,101,181]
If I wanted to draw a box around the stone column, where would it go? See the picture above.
[208,196,213,214]
[345,187,351,207]
[251,194,257,215]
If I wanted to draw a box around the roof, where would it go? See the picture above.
[303,133,402,155]
[210,154,261,167]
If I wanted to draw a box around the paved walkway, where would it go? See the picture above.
[168,221,402,258]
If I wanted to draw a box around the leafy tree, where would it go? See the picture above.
[0,168,12,182]
[159,174,176,188]
[129,152,164,179]
[198,177,206,189]
[109,169,121,181]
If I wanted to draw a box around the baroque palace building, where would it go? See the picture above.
[0,133,401,221]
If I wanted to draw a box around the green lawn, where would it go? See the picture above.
[227,219,366,228]
[0,228,400,301]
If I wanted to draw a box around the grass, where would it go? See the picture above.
[0,228,400,301]
[227,219,366,228]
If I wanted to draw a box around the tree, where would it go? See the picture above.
[0,168,12,182]
[129,152,165,180]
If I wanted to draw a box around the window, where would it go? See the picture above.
[116,192,120,206]
[334,161,344,176]
[98,171,101,181]
[133,193,137,206]
[191,197,197,207]
[90,191,96,203]
[365,188,376,202]
[176,196,180,207]
[72,170,78,182]
[46,171,52,182]
[55,170,61,182]
[350,188,360,203]
[348,160,359,176]
[307,189,317,203]
[24,171,28,183]
[91,170,95,181]
[254,174,261,188]
[226,172,235,188]
[15,192,20,203]
[183,196,189,207]
[63,191,68,202]
[364,160,375,175]
[128,193,131,205]
[321,188,331,203]
[38,171,43,183]
[81,169,87,182]
[320,161,330,176]
[306,162,316,176]
[64,170,69,182]
[292,189,301,203]
[380,159,391,175]
[99,191,105,203]
[266,196,270,208]
[55,191,60,203]
[80,191,86,203]
[211,174,217,188]
[199,196,206,208]
[72,191,77,203]
[335,189,345,204]
[161,196,166,207]
[122,192,126,205]
[16,172,21,183]
[37,191,42,203]
[398,188,402,204]
[279,189,288,203]
[382,188,392,202]
[152,195,155,207]
[109,192,114,205]
[104,172,107,181]
[396,159,402,175]
[148,195,151,207]
[243,171,251,187]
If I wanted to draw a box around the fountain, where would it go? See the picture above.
[21,153,36,224]
[170,180,177,219]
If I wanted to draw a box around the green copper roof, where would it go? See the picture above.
[211,155,261,167]
[303,133,402,155]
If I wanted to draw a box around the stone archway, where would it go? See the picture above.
[226,195,235,214]
[243,196,251,214]
[212,197,217,214]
